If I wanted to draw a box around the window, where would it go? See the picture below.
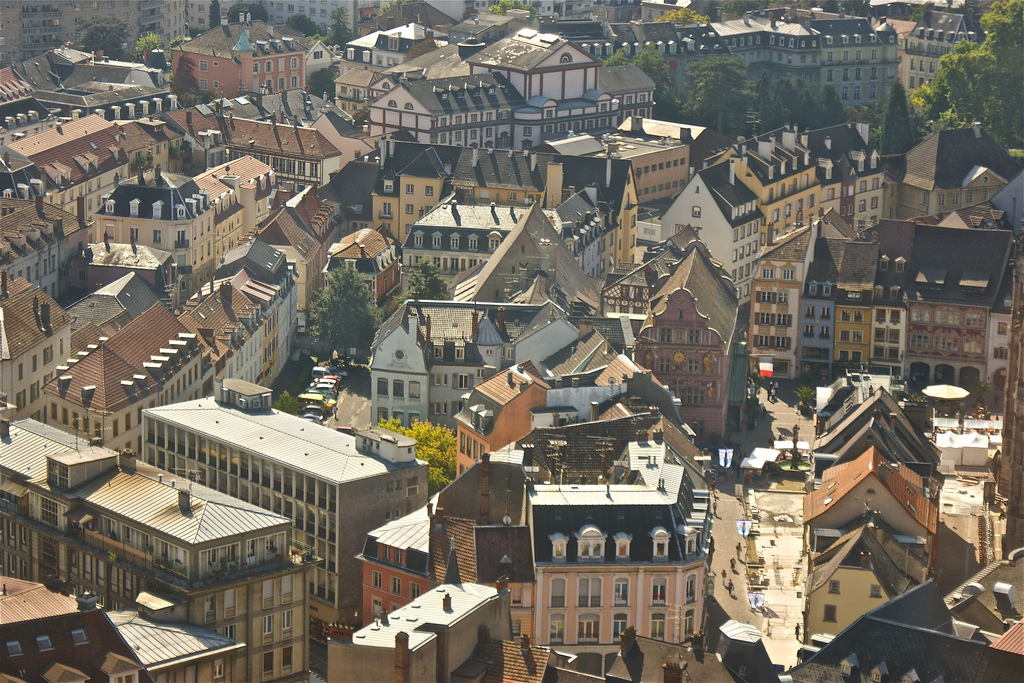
[263,651,274,676]
[36,635,53,651]
[214,659,225,680]
[577,614,599,642]
[377,378,388,397]
[614,579,629,606]
[782,269,794,281]
[692,206,701,218]
[829,580,840,594]
[6,641,22,656]
[824,604,837,622]
[199,60,208,72]
[551,578,565,607]
[651,578,667,605]
[685,574,696,603]
[263,614,274,635]
[652,528,669,558]
[870,584,882,598]
[391,576,401,594]
[650,613,666,640]
[613,613,628,639]
[578,578,601,607]
[549,615,564,643]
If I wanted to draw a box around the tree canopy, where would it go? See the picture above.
[749,76,849,135]
[879,82,916,155]
[603,45,681,120]
[171,53,201,106]
[226,3,267,22]
[307,267,382,352]
[681,56,751,137]
[406,260,448,300]
[488,0,537,15]
[273,390,299,415]
[328,4,352,45]
[133,32,163,63]
[912,0,1023,148]
[286,13,320,36]
[377,418,457,494]
[209,0,222,28]
[655,7,711,24]
[308,68,336,99]
[79,18,131,60]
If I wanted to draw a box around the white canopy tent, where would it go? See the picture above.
[935,431,990,472]
[741,448,781,469]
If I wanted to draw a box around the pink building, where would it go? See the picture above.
[172,20,308,97]
[529,485,708,660]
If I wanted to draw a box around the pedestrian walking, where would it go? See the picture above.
[710,480,716,494]
[713,500,718,517]
[730,557,736,572]
[760,401,766,416]
[736,542,742,559]
[727,579,734,596]
[722,569,727,582]
[795,624,801,640]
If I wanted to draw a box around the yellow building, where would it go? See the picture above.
[711,129,821,247]
[884,126,1019,220]
[194,157,276,263]
[116,118,186,175]
[833,242,878,372]
[748,228,812,380]
[805,526,914,641]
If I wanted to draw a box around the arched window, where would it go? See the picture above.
[550,533,568,562]
[387,99,397,108]
[576,525,606,561]
[550,578,566,607]
[404,103,413,110]
[651,526,670,559]
[613,532,632,560]
[560,53,572,63]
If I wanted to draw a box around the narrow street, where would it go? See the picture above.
[707,378,816,669]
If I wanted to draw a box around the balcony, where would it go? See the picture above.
[21,25,65,35]
[139,0,164,9]
[174,238,189,249]
[378,210,393,219]
[22,8,62,17]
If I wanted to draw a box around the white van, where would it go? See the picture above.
[311,366,329,380]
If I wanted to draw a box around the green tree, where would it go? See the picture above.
[225,2,268,22]
[632,44,681,120]
[209,0,221,28]
[79,18,131,59]
[273,390,299,415]
[286,12,320,36]
[328,4,352,45]
[133,32,163,63]
[879,82,916,155]
[171,53,201,106]
[381,0,416,12]
[913,0,1023,148]
[682,56,750,136]
[307,267,382,352]
[308,68,336,99]
[378,418,457,494]
[655,7,711,23]
[819,85,848,127]
[170,34,188,48]
[405,38,441,60]
[488,0,537,15]
[406,260,448,300]
[602,48,632,67]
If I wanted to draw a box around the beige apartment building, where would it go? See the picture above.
[0,277,71,421]
[0,418,312,683]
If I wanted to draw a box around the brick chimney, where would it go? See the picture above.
[442,592,452,612]
[663,662,683,683]
[520,634,531,652]
[479,452,490,525]
[394,631,411,683]
[220,280,233,304]
[76,195,87,229]
[620,625,637,653]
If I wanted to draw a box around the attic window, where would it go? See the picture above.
[550,532,568,562]
[577,525,606,561]
[651,526,670,558]
[105,199,115,213]
[36,635,53,651]
[129,198,140,216]
[560,53,572,63]
[176,205,185,218]
[5,641,21,656]
[71,629,88,645]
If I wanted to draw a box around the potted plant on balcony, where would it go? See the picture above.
[107,551,117,563]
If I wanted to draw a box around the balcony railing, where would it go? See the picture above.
[174,238,189,249]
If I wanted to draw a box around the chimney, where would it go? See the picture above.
[178,489,191,513]
[1,272,7,299]
[442,592,452,611]
[477,624,490,644]
[606,154,612,188]
[590,401,599,421]
[520,634,531,651]
[75,592,100,611]
[663,662,683,683]
[35,194,43,214]
[394,632,411,683]
[472,147,479,168]
[424,314,431,341]
[239,12,245,22]
[729,158,736,185]
[480,452,490,525]
[220,280,233,304]
[119,450,137,472]
[530,153,537,172]
[40,302,51,332]
[824,136,832,150]
[497,307,505,330]
[620,625,637,653]
[0,419,8,439]
[973,122,982,138]
[186,109,192,127]
[471,312,479,338]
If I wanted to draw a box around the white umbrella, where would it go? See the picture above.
[922,384,970,400]
[750,448,781,462]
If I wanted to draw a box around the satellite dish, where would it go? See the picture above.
[502,515,512,525]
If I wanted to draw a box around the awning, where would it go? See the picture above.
[65,507,94,525]
[774,440,795,450]
[750,448,781,462]
[0,479,27,496]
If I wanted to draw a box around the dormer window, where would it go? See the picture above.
[384,180,394,193]
[414,232,423,247]
[840,655,858,676]
[129,198,140,216]
[613,532,632,561]
[152,200,163,217]
[823,284,832,296]
[651,526,670,559]
[105,199,115,213]
[576,525,606,561]
[550,532,568,562]
[879,255,889,271]
[895,258,905,273]
[871,663,888,682]
[176,205,185,218]
[809,282,817,295]
[685,528,699,556]
[451,233,460,250]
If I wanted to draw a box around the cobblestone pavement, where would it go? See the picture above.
[707,379,815,669]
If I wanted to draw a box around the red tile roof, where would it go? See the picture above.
[8,115,125,190]
[475,362,548,405]
[328,228,395,261]
[165,107,341,161]
[472,639,550,683]
[179,281,260,366]
[990,620,1023,655]
[0,609,152,683]
[0,278,71,360]
[804,446,938,534]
